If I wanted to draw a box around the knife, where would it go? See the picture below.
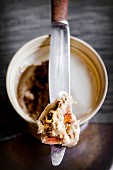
[49,0,70,166]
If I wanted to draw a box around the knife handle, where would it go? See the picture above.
[51,0,68,23]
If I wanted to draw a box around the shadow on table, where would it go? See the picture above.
[0,98,26,141]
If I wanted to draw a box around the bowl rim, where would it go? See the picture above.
[6,34,108,125]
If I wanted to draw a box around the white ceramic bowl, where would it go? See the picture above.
[6,35,108,133]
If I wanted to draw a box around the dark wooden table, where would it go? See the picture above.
[0,0,113,169]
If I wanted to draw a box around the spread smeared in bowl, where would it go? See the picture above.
[17,61,49,120]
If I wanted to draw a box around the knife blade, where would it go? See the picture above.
[49,0,70,166]
[49,22,70,102]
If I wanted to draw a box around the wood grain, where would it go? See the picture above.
[0,0,113,119]
[51,0,68,22]
[0,0,113,169]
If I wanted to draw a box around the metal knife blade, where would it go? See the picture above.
[49,22,70,166]
[50,145,66,166]
[49,23,70,102]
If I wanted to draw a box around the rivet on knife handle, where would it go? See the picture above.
[51,0,68,23]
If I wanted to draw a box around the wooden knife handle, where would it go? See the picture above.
[51,0,68,23]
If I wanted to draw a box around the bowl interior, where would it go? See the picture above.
[6,35,108,125]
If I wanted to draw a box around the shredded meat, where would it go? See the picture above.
[37,92,80,147]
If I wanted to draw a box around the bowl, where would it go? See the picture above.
[6,35,108,135]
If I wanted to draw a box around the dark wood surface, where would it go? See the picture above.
[0,0,113,169]
[0,123,113,170]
